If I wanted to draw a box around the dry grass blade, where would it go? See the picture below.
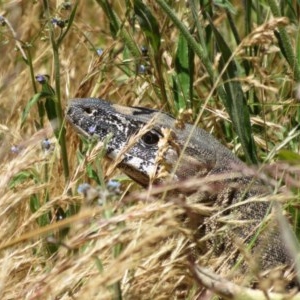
[190,263,300,300]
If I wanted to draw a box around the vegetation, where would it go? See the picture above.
[0,0,300,298]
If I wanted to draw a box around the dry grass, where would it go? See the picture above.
[1,1,300,299]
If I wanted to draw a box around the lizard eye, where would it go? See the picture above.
[141,131,160,145]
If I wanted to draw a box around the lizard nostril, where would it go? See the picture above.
[84,107,93,114]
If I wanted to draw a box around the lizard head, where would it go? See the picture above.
[66,98,239,186]
[66,98,175,186]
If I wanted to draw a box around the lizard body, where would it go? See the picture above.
[66,98,295,285]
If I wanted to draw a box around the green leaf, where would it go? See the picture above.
[208,18,258,163]
[86,164,101,185]
[39,79,57,123]
[29,193,41,213]
[134,0,161,52]
[277,150,300,164]
[95,0,119,37]
[214,0,237,14]
[296,25,300,67]
[21,93,44,127]
[95,0,140,57]
[33,196,50,227]
[173,33,194,110]
[274,30,289,62]
[9,170,39,188]
[57,0,79,45]
[45,97,57,122]
[94,256,104,272]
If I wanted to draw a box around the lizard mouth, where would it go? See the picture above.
[118,163,150,187]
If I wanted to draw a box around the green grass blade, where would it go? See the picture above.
[39,79,57,131]
[21,92,44,128]
[268,0,300,82]
[156,0,215,81]
[57,0,79,45]
[173,33,193,110]
[95,0,121,38]
[96,0,140,57]
[134,0,161,53]
[208,18,258,163]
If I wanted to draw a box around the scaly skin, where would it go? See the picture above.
[66,97,295,286]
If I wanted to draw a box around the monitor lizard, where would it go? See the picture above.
[66,97,296,289]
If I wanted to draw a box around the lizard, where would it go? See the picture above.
[66,97,297,289]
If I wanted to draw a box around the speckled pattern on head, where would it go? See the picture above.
[66,98,243,183]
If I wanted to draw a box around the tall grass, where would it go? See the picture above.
[0,1,300,299]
